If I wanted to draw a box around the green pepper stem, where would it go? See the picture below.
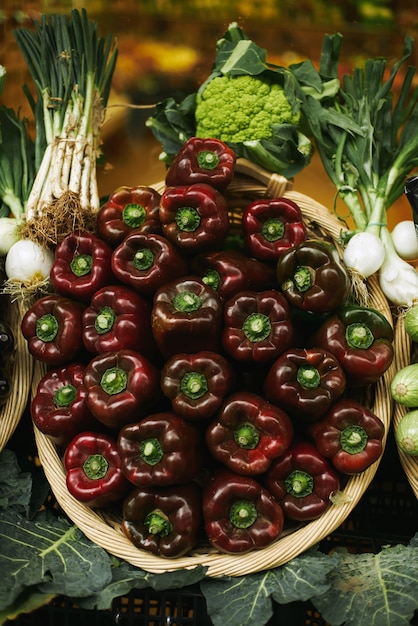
[70,253,93,277]
[340,424,368,454]
[36,313,59,342]
[180,371,208,399]
[53,384,77,407]
[144,509,173,536]
[133,248,154,271]
[122,203,146,228]
[172,291,202,312]
[285,470,314,498]
[234,422,260,449]
[229,499,258,528]
[83,454,109,480]
[175,206,201,232]
[100,367,127,395]
[95,306,115,334]
[345,322,374,349]
[296,365,321,389]
[261,217,285,242]
[242,312,271,342]
[197,150,220,170]
[140,437,164,466]
[293,265,314,292]
[202,269,221,291]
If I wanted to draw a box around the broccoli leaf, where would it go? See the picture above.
[200,548,338,626]
[0,509,113,610]
[311,537,418,626]
[0,449,32,515]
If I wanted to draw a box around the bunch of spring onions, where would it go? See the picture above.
[0,9,117,287]
[292,34,418,307]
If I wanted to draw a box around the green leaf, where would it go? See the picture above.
[0,588,56,626]
[200,548,338,626]
[0,449,32,515]
[312,538,418,626]
[0,509,113,609]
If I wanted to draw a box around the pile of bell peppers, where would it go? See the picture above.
[23,137,393,558]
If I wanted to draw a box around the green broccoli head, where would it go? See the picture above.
[195,74,301,143]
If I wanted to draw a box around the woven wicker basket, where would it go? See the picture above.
[33,159,396,576]
[392,315,418,499]
[0,296,34,452]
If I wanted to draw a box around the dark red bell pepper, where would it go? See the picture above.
[159,183,229,253]
[82,284,157,361]
[263,347,346,423]
[64,431,130,508]
[111,231,188,297]
[31,363,95,447]
[122,482,202,558]
[83,349,161,429]
[160,351,235,421]
[264,441,340,522]
[308,399,385,475]
[206,391,293,475]
[50,230,114,303]
[202,468,284,554]
[309,304,394,387]
[151,276,223,360]
[190,249,276,301]
[21,294,84,365]
[117,412,202,487]
[221,289,295,363]
[165,137,236,190]
[97,185,162,248]
[276,239,350,313]
[242,197,307,263]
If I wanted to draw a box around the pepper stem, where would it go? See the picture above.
[197,150,220,170]
[345,323,374,349]
[70,253,93,277]
[340,424,368,454]
[242,313,271,342]
[122,203,146,228]
[201,269,221,291]
[234,422,260,449]
[36,314,59,342]
[292,265,314,292]
[296,365,321,389]
[133,248,154,271]
[140,437,164,466]
[145,509,173,536]
[83,454,109,480]
[180,371,208,399]
[100,367,128,395]
[175,206,201,232]
[229,499,258,528]
[172,291,202,312]
[261,217,285,242]
[95,306,115,334]
[285,470,314,498]
[53,384,77,407]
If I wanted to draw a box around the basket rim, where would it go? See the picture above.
[33,178,396,577]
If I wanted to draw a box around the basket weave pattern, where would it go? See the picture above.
[33,160,396,576]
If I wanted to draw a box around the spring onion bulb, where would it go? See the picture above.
[342,231,385,277]
[5,239,54,284]
[395,410,418,456]
[379,226,418,307]
[391,220,418,261]
[0,217,21,256]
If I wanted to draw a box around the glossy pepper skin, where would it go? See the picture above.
[160,351,235,421]
[31,363,95,447]
[222,289,295,364]
[309,305,394,387]
[111,232,188,297]
[151,276,223,360]
[206,391,293,475]
[50,231,114,303]
[83,349,161,429]
[242,197,307,263]
[117,412,202,487]
[21,294,84,365]
[308,399,385,475]
[82,284,157,361]
[276,239,350,314]
[191,249,276,301]
[202,469,284,554]
[165,137,236,190]
[97,185,162,248]
[159,183,229,253]
[263,347,346,423]
[64,431,130,508]
[122,482,202,558]
[264,441,340,522]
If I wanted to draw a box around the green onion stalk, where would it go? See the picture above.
[13,9,117,225]
[292,34,418,307]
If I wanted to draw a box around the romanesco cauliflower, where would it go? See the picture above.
[195,74,300,143]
